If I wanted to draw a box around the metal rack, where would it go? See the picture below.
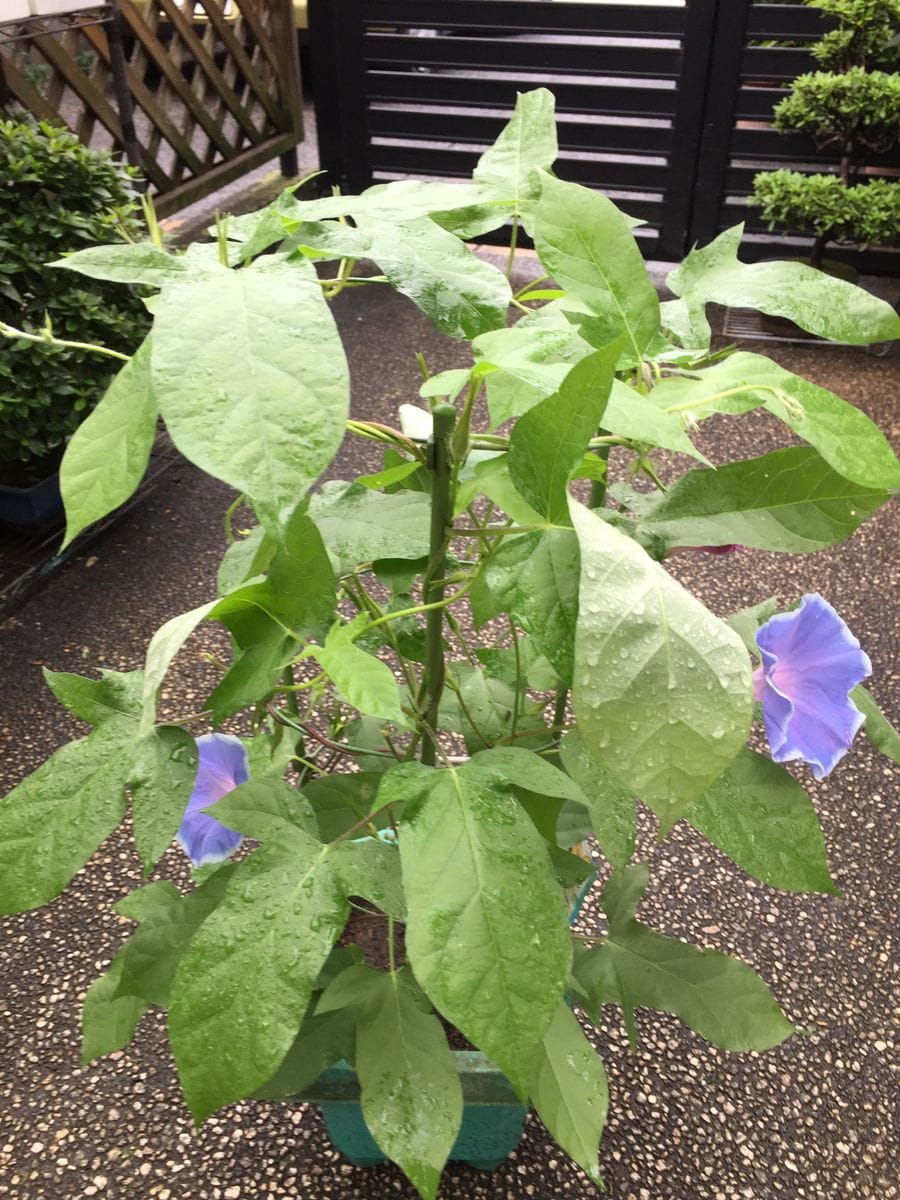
[723,307,896,356]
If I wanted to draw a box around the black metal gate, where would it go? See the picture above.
[307,0,898,272]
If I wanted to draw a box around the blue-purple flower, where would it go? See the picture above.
[753,594,871,780]
[176,733,247,868]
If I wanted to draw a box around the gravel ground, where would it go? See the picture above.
[0,251,898,1200]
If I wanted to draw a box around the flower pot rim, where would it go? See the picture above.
[295,1051,524,1106]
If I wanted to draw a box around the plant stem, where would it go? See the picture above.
[508,616,522,742]
[330,799,399,846]
[451,376,480,463]
[588,426,613,509]
[513,273,550,300]
[343,575,421,703]
[266,704,395,758]
[223,493,245,544]
[810,232,829,270]
[552,688,569,745]
[346,418,425,460]
[505,215,519,278]
[387,915,397,974]
[0,321,130,362]
[663,383,782,415]
[420,404,456,766]
[361,575,478,631]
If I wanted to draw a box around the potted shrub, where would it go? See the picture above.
[752,0,900,270]
[0,116,148,525]
[1,90,899,1197]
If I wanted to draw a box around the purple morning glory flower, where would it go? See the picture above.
[176,733,247,868]
[753,594,871,780]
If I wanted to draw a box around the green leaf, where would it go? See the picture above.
[59,337,158,548]
[472,88,558,212]
[316,960,387,1016]
[727,598,778,653]
[419,368,472,401]
[532,173,660,361]
[650,351,900,491]
[152,257,349,526]
[253,1008,355,1099]
[447,663,548,753]
[475,529,580,687]
[333,838,406,921]
[346,717,401,775]
[559,730,636,870]
[688,748,836,893]
[306,617,411,729]
[168,806,346,1122]
[115,878,183,922]
[265,511,338,621]
[508,341,623,523]
[309,483,431,575]
[233,201,296,261]
[0,721,133,913]
[52,241,186,286]
[357,459,422,490]
[476,640,559,693]
[577,865,794,1051]
[473,324,581,428]
[355,967,463,1200]
[469,745,589,809]
[398,762,571,1097]
[301,772,386,841]
[529,1002,607,1188]
[207,623,296,725]
[639,446,887,554]
[851,685,900,764]
[128,726,198,874]
[360,216,512,340]
[664,225,900,347]
[213,507,335,635]
[244,731,297,784]
[462,455,546,524]
[603,380,707,462]
[570,500,752,833]
[211,778,320,842]
[277,179,487,229]
[113,870,235,1008]
[216,526,274,597]
[42,667,143,727]
[82,957,149,1065]
[140,602,216,734]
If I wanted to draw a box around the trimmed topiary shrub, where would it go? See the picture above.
[0,117,150,486]
[752,0,900,267]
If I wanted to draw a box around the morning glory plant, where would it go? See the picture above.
[1,90,899,1198]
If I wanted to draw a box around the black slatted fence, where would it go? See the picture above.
[309,0,898,272]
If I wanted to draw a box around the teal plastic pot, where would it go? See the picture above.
[295,1051,527,1169]
[291,861,596,1169]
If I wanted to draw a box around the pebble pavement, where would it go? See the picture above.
[0,253,897,1200]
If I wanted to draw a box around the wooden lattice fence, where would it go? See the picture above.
[0,1,303,215]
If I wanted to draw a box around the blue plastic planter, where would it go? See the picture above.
[295,1051,527,1169]
[0,473,63,527]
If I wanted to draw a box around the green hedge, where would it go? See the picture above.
[0,118,150,486]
